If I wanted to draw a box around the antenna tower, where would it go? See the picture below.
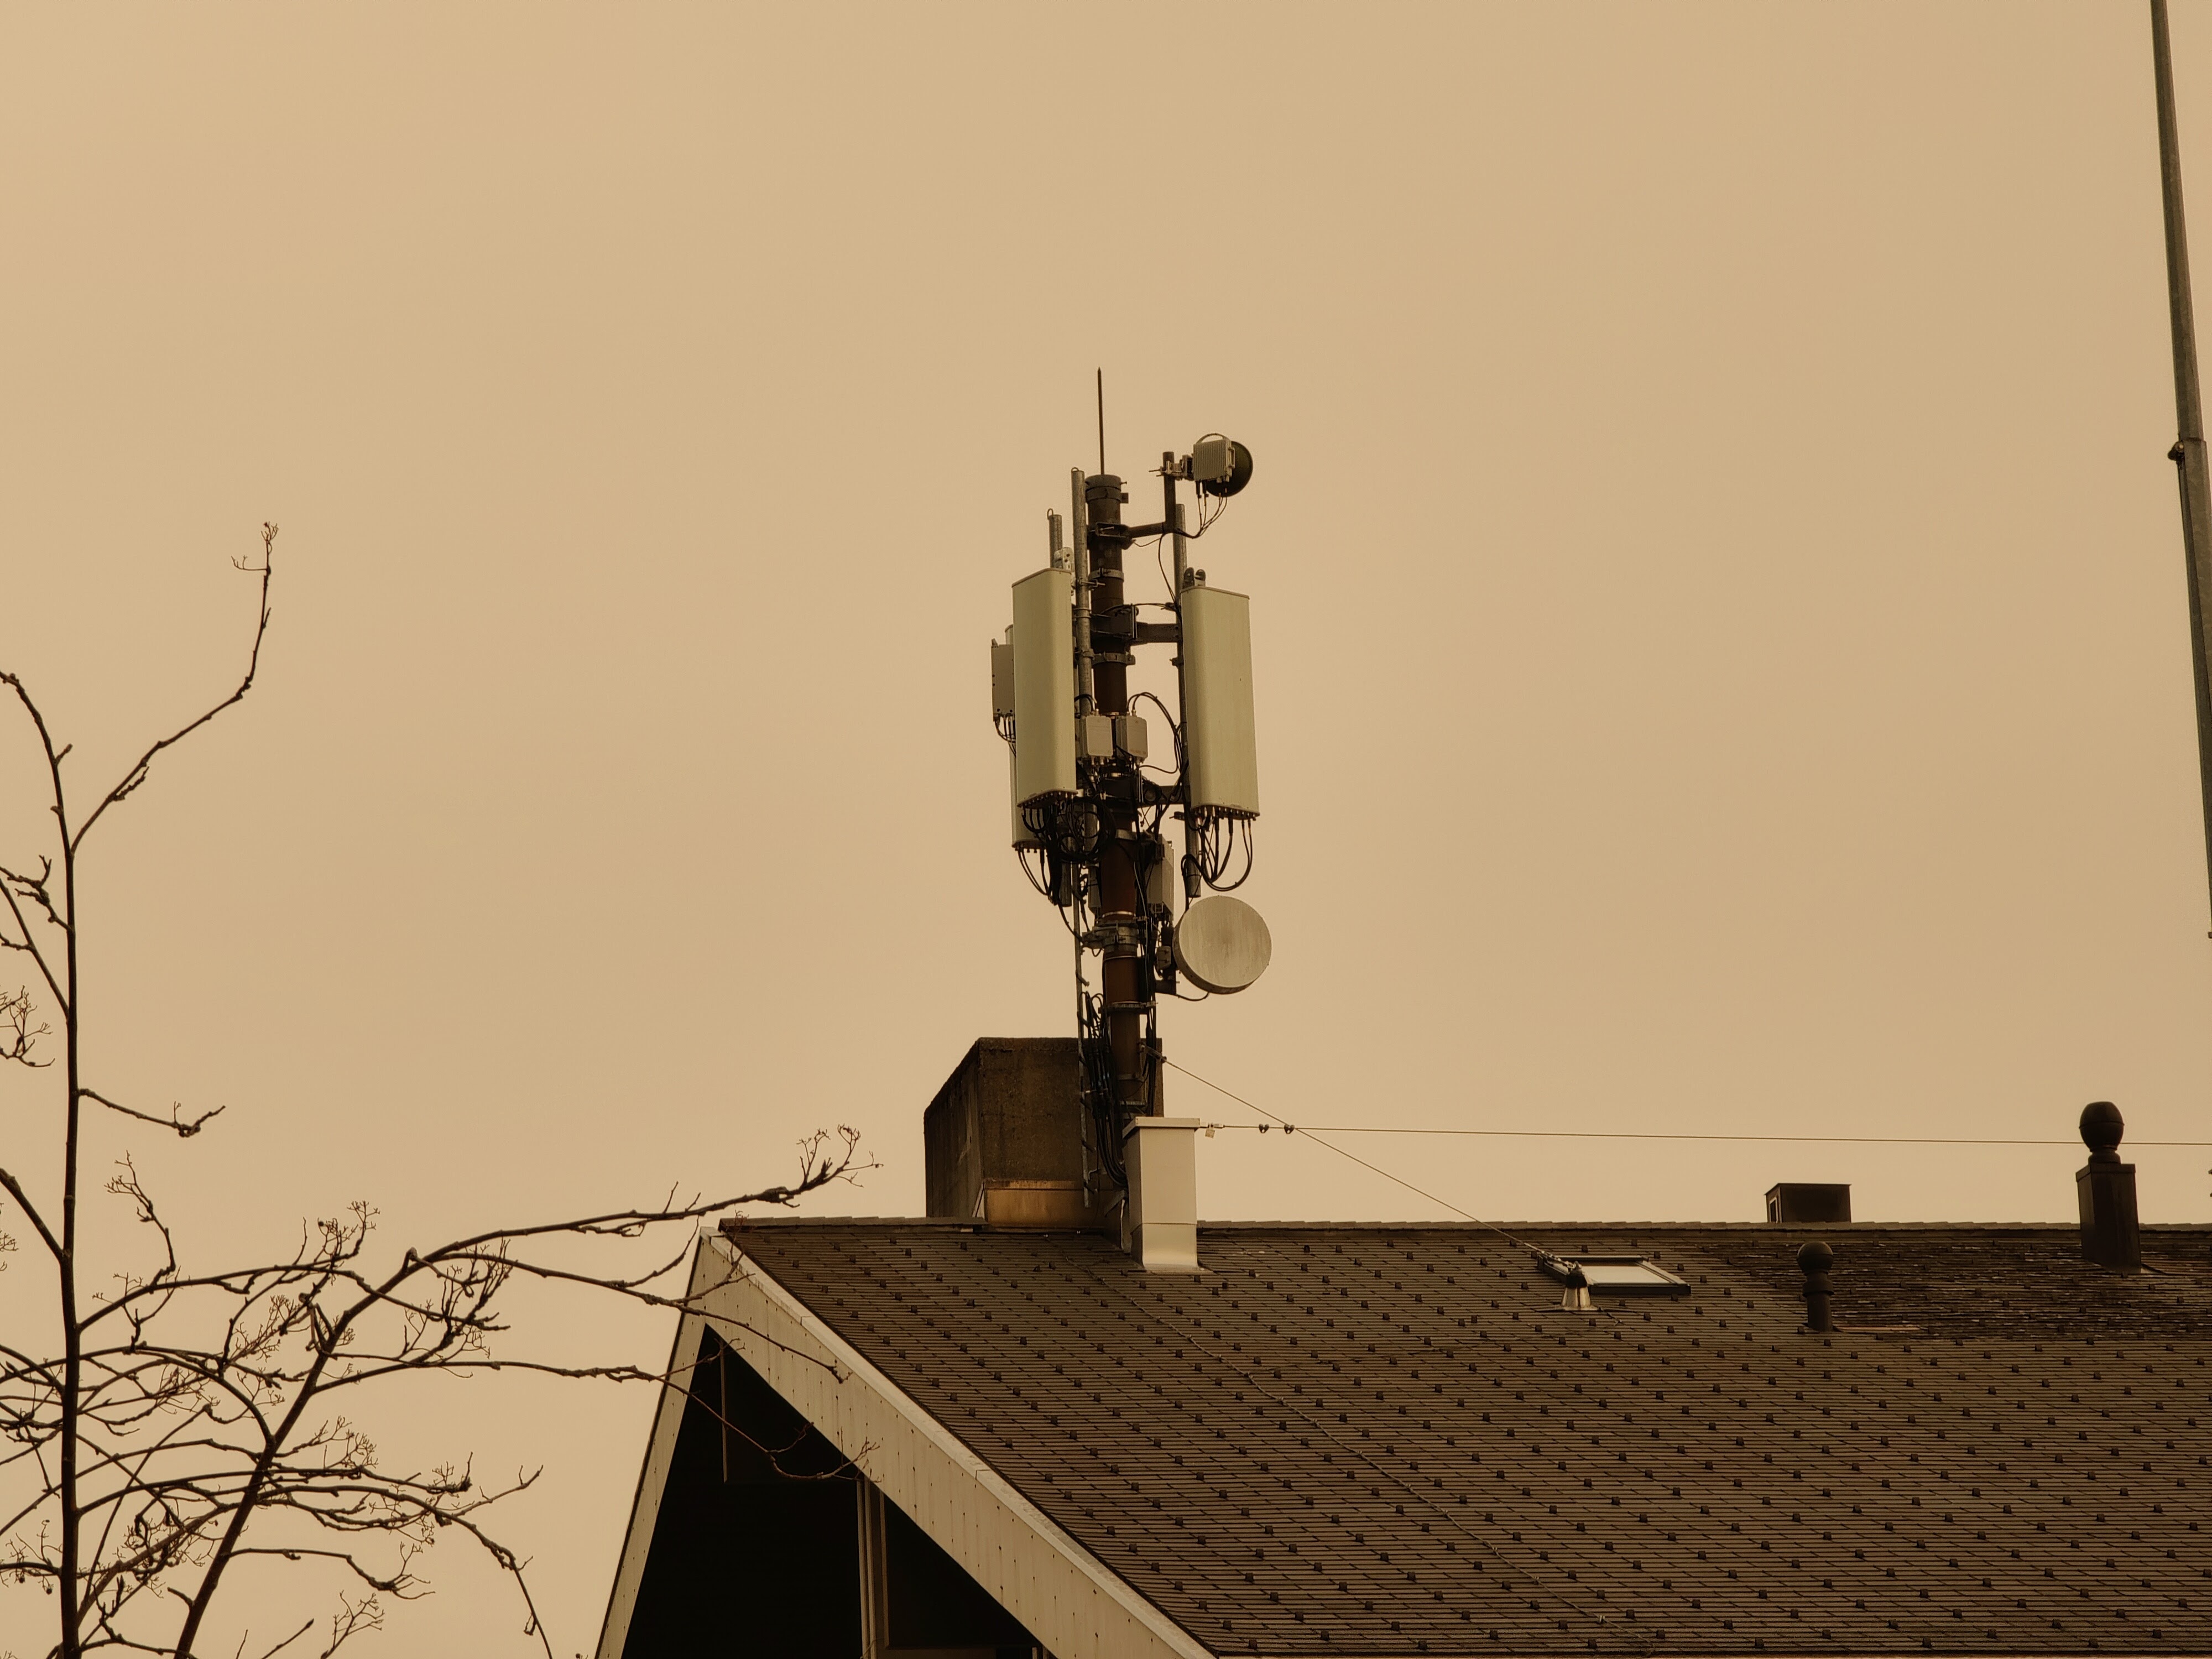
[990,419,1267,1213]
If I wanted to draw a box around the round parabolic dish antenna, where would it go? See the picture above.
[1173,895,1272,994]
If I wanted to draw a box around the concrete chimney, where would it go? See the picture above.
[2075,1100,2141,1270]
[923,1040,1104,1229]
[1121,1117,1201,1272]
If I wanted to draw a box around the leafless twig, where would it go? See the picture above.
[69,523,276,856]
[80,1087,226,1138]
[1,984,50,1066]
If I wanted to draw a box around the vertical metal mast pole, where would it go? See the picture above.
[1085,471,1148,1125]
[2152,0,2212,922]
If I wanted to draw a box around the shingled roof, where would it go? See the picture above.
[697,1216,2211,1656]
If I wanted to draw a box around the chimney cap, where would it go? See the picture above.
[1797,1241,1834,1275]
[2079,1100,2125,1162]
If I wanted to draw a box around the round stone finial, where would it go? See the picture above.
[2079,1100,2125,1160]
[1796,1241,1834,1275]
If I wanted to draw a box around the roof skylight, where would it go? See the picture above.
[1537,1253,1690,1296]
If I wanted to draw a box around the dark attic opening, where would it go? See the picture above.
[620,1328,1036,1659]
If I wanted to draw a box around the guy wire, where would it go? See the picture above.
[1161,1067,2212,1149]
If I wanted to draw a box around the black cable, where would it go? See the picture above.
[1193,813,1251,890]
[1025,796,1102,864]
[1127,691,1183,783]
[1128,690,1180,745]
[1208,816,1254,893]
[1015,844,1053,899]
[1081,989,1126,1190]
[1193,815,1220,885]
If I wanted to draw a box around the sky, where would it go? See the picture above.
[3,4,2211,1654]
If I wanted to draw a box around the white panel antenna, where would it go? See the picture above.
[1180,585,1259,818]
[1009,569,1075,806]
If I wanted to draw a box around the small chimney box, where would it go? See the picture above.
[1123,1116,1202,1272]
[1766,1182,1851,1224]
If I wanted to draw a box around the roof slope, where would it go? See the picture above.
[722,1218,2212,1656]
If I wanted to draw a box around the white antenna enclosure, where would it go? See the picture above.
[1010,568,1076,805]
[1180,584,1259,817]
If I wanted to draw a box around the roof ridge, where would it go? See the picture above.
[720,1214,2212,1232]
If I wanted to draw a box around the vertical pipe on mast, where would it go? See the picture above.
[1173,498,1199,901]
[2152,0,2212,924]
[1162,450,1190,598]
[1164,457,1197,902]
[1071,468,1095,716]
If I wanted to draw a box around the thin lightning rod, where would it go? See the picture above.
[1096,368,1105,476]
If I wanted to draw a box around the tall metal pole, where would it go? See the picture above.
[2152,0,2212,923]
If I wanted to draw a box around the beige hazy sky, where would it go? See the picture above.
[5,4,2211,1652]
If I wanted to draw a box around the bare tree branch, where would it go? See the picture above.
[0,855,66,933]
[79,1088,225,1138]
[0,859,67,1016]
[5,1132,868,1658]
[69,524,276,856]
[0,1165,64,1262]
[2,533,875,1658]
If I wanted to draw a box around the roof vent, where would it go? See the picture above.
[2076,1100,2141,1270]
[1766,1182,1850,1224]
[1797,1241,1835,1332]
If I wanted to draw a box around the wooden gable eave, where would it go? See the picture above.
[594,1234,1208,1659]
[592,1246,716,1659]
